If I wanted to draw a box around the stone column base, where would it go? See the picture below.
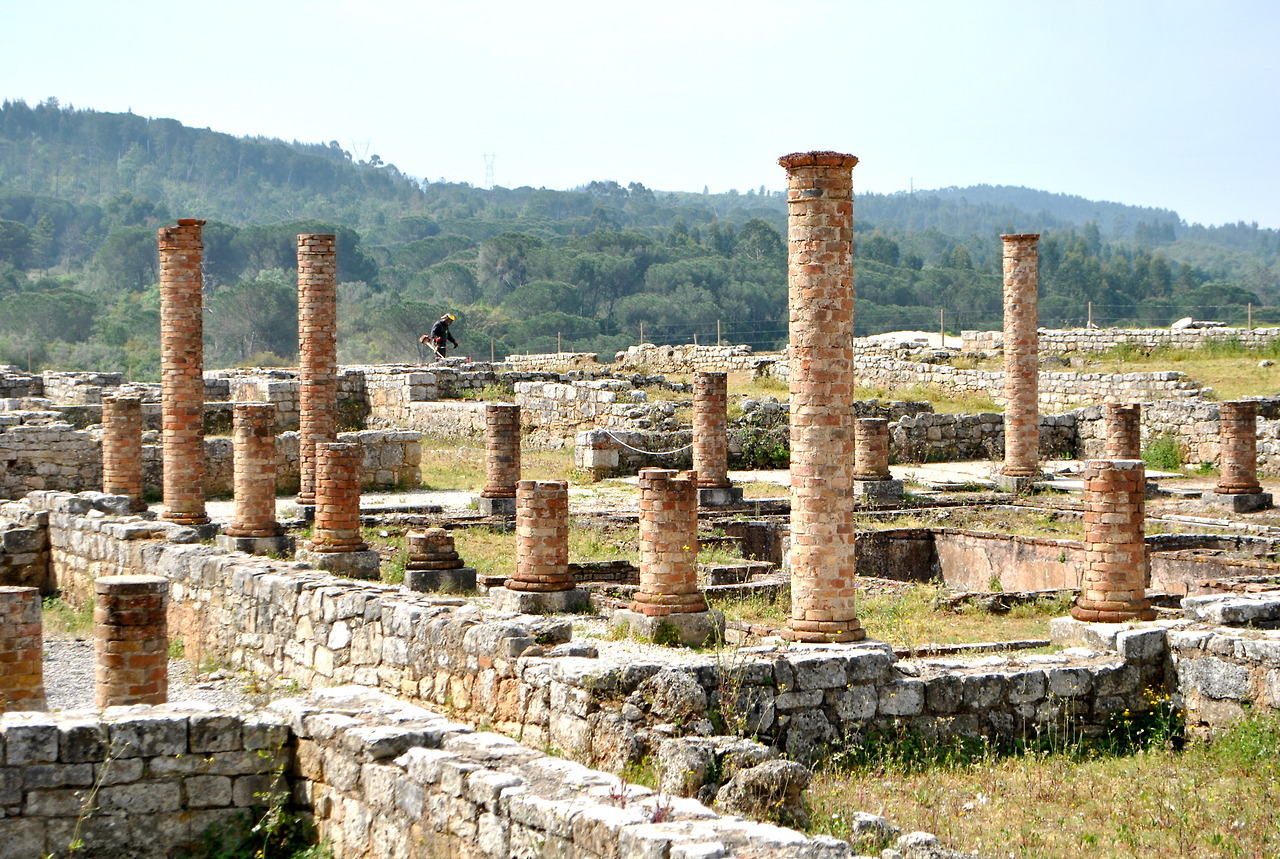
[611,608,725,648]
[698,486,744,507]
[406,567,477,594]
[852,479,903,505]
[490,586,592,614]
[478,496,517,516]
[215,534,293,556]
[1203,491,1273,513]
[296,549,381,579]
[992,472,1042,494]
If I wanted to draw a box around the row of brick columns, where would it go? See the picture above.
[779,151,864,644]
[297,234,339,511]
[158,219,209,527]
[101,393,147,512]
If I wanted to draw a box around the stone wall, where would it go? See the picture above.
[0,368,42,399]
[965,326,1280,355]
[0,502,50,592]
[515,379,653,442]
[613,344,779,375]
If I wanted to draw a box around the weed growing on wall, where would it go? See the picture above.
[1142,432,1185,472]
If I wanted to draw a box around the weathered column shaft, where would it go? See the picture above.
[693,372,731,488]
[224,402,281,538]
[297,234,339,507]
[1217,401,1262,494]
[779,150,864,643]
[101,394,146,512]
[631,468,707,616]
[310,442,367,552]
[507,480,572,592]
[1104,403,1142,461]
[481,404,522,498]
[158,219,208,525]
[94,575,168,708]
[1000,233,1041,478]
[0,587,45,712]
[1071,460,1155,623]
[408,528,463,572]
[853,417,891,480]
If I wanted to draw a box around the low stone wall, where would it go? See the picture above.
[516,379,652,442]
[965,326,1280,355]
[504,351,603,370]
[0,368,42,399]
[40,372,124,405]
[0,425,421,499]
[0,502,50,592]
[613,344,779,375]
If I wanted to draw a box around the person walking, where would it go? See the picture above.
[420,313,459,358]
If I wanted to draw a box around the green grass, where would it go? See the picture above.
[42,596,93,637]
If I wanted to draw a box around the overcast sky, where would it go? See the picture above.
[3,0,1278,227]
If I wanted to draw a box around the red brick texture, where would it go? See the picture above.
[1001,233,1041,479]
[309,442,368,553]
[297,234,338,507]
[224,403,282,538]
[101,394,147,512]
[630,468,708,617]
[0,587,45,712]
[1217,401,1263,495]
[1071,460,1156,623]
[506,480,573,593]
[480,404,521,499]
[94,575,168,708]
[693,373,731,489]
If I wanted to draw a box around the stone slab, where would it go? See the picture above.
[490,586,592,614]
[697,486,743,507]
[477,496,517,516]
[215,534,293,556]
[406,566,477,595]
[296,549,381,579]
[851,479,903,505]
[1202,492,1273,513]
[611,608,725,648]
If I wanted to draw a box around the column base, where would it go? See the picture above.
[991,472,1043,494]
[296,548,381,580]
[852,479,903,505]
[1070,601,1157,623]
[1203,491,1273,513]
[215,534,294,556]
[477,496,517,516]
[781,622,867,644]
[490,586,592,615]
[406,566,477,594]
[611,608,725,648]
[698,486,744,507]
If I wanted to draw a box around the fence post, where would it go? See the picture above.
[939,308,945,348]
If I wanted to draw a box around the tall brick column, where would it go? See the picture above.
[778,151,864,643]
[1070,460,1155,623]
[0,587,45,712]
[1209,401,1272,511]
[158,219,209,526]
[693,372,742,506]
[492,480,588,612]
[614,468,722,646]
[1104,403,1142,461]
[217,403,287,555]
[478,404,521,516]
[296,234,338,511]
[852,417,903,504]
[998,233,1042,491]
[94,575,168,708]
[101,393,147,512]
[297,442,380,578]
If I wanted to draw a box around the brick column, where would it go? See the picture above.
[853,417,891,479]
[778,151,864,643]
[406,527,476,592]
[94,575,168,708]
[693,372,742,506]
[0,587,45,712]
[492,480,588,612]
[1071,460,1155,623]
[478,404,521,515]
[158,219,208,526]
[999,233,1042,488]
[1217,401,1262,494]
[1104,403,1142,461]
[217,403,287,555]
[297,234,338,509]
[101,393,147,512]
[297,442,380,578]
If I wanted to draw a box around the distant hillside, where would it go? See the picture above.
[0,99,1276,379]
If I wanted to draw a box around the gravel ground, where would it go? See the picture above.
[43,634,267,713]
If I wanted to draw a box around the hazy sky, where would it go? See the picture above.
[3,0,1278,227]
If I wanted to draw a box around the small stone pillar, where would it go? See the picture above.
[778,151,864,644]
[101,393,147,513]
[1104,403,1142,461]
[94,575,168,708]
[0,587,45,712]
[296,234,339,513]
[574,429,619,480]
[491,480,590,613]
[851,417,903,504]
[478,404,521,516]
[217,403,289,555]
[296,442,380,578]
[405,527,476,593]
[693,372,743,506]
[1071,460,1156,623]
[158,219,209,527]
[613,468,723,647]
[1208,401,1272,512]
[996,233,1043,493]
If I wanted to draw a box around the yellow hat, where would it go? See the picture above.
[444,314,456,322]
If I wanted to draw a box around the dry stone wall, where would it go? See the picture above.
[965,326,1280,355]
[614,343,779,375]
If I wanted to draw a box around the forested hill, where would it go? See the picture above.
[0,99,1277,379]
